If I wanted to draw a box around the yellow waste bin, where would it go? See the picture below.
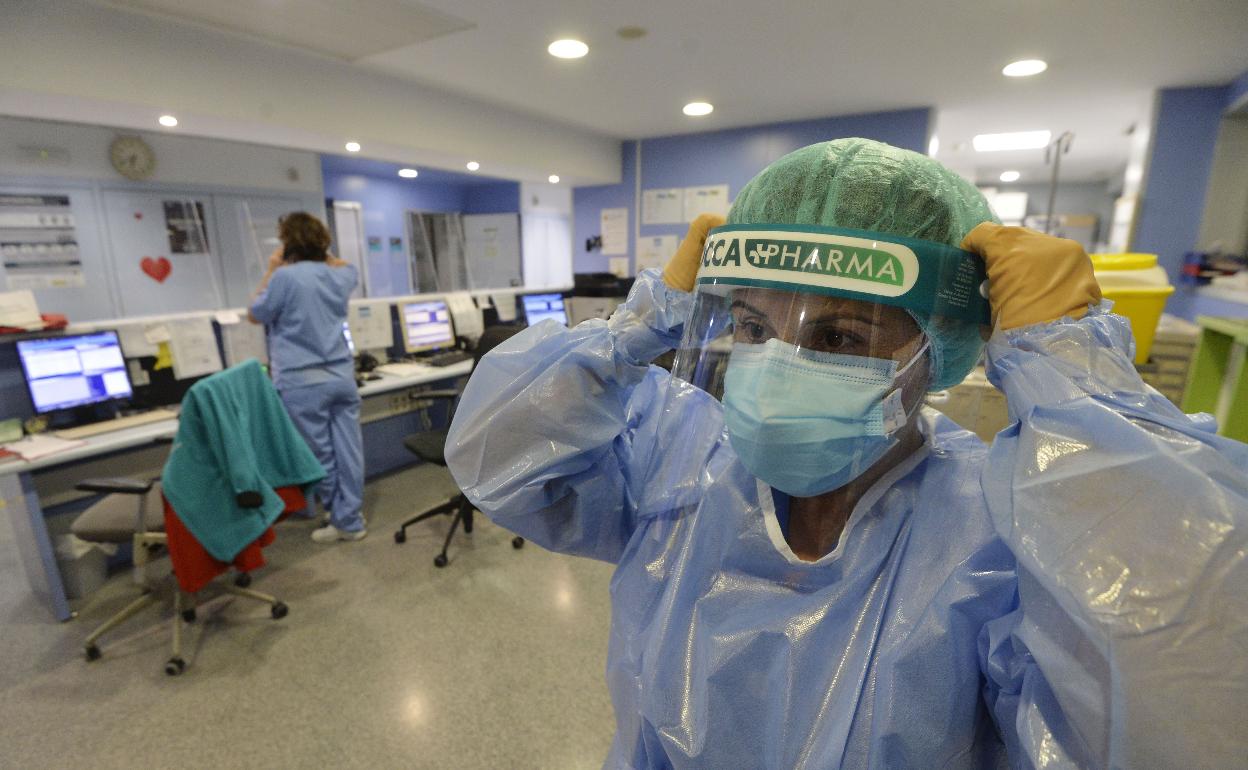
[1090,253,1175,364]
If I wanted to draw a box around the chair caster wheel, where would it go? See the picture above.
[394,530,406,544]
[433,554,448,568]
[85,644,101,662]
[234,573,252,588]
[181,608,197,623]
[165,657,186,676]
[512,537,525,549]
[271,602,288,620]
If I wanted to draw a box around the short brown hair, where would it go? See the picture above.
[278,212,332,262]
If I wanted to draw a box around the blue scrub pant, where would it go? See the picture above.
[279,377,365,532]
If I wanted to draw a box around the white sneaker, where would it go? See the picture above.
[311,524,367,543]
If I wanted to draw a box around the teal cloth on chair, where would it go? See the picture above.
[162,359,326,562]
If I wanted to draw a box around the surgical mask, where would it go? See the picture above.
[722,337,929,497]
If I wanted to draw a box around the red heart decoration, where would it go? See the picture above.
[141,256,171,283]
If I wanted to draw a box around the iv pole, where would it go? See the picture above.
[1043,131,1075,234]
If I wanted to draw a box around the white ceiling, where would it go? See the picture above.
[24,1,1248,186]
[353,0,1248,184]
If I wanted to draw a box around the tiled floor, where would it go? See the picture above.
[0,464,617,769]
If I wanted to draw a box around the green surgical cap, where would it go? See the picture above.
[727,138,998,390]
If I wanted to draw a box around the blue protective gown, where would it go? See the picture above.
[250,261,365,532]
[445,270,1248,769]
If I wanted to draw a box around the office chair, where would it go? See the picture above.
[71,476,297,675]
[394,325,526,567]
[71,360,315,676]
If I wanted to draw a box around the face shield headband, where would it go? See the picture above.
[696,224,990,324]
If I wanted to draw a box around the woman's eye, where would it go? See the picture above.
[806,326,862,353]
[739,321,767,342]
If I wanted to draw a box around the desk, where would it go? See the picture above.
[0,360,472,621]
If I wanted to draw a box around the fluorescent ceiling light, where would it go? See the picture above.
[158,115,178,127]
[345,141,361,152]
[548,174,560,184]
[1002,59,1048,77]
[398,168,418,178]
[999,170,1021,182]
[972,130,1051,152]
[466,161,480,171]
[548,39,588,59]
[683,101,714,117]
[927,135,939,157]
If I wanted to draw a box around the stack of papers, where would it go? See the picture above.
[0,290,43,330]
[2,434,85,461]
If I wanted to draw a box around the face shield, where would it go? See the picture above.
[665,223,990,497]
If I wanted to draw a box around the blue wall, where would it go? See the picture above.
[573,107,932,274]
[321,156,519,296]
[1133,84,1238,320]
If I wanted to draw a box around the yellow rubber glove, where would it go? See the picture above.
[662,213,726,292]
[961,223,1102,330]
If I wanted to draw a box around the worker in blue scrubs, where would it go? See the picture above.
[446,140,1248,768]
[249,212,366,543]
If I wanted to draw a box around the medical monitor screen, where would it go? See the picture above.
[522,293,568,326]
[342,321,356,355]
[17,331,133,414]
[403,300,454,353]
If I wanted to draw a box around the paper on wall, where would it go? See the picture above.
[220,320,268,366]
[168,317,224,380]
[490,293,517,322]
[0,289,42,329]
[601,207,629,255]
[642,189,684,225]
[214,310,241,325]
[683,185,730,221]
[636,235,679,274]
[143,324,171,345]
[608,257,629,278]
[116,325,159,357]
[446,292,484,342]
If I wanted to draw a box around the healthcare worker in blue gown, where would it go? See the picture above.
[249,212,366,543]
[446,139,1248,769]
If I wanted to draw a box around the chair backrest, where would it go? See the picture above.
[473,325,525,365]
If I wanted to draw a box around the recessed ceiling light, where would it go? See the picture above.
[1002,59,1048,77]
[398,168,418,178]
[999,170,1021,182]
[345,141,361,153]
[466,161,480,171]
[683,102,713,117]
[548,39,588,59]
[158,115,178,127]
[972,130,1051,152]
[548,175,560,184]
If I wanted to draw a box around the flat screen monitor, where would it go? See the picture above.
[17,331,133,414]
[522,293,568,326]
[342,321,356,356]
[402,300,455,353]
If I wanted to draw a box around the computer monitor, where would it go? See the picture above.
[402,300,455,353]
[342,321,356,356]
[522,293,568,326]
[17,331,133,415]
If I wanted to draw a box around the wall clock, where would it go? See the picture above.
[109,135,156,180]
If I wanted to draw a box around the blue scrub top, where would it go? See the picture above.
[250,261,357,389]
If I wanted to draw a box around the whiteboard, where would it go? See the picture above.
[464,213,521,289]
[101,190,225,316]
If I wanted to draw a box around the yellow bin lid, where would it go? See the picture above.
[1089,252,1159,271]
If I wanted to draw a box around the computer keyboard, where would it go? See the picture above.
[424,350,473,367]
[55,408,179,439]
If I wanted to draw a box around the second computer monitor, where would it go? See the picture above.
[402,300,455,353]
[522,293,568,326]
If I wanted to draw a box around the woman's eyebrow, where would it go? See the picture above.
[805,310,877,325]
[729,299,767,316]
